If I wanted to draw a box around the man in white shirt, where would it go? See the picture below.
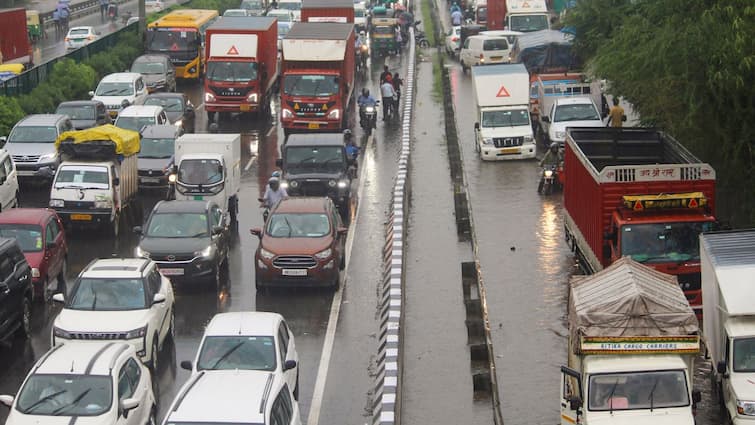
[380,80,396,120]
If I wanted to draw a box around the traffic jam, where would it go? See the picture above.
[0,0,752,423]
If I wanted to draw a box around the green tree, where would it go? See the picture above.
[0,96,25,137]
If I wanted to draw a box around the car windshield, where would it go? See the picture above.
[207,61,258,82]
[588,370,689,411]
[95,82,133,96]
[0,225,43,253]
[481,109,529,127]
[178,159,223,185]
[483,38,508,51]
[68,278,147,310]
[9,125,57,143]
[554,103,600,122]
[734,338,755,373]
[68,28,90,36]
[284,146,344,173]
[146,29,198,53]
[477,7,487,21]
[278,2,300,10]
[139,137,174,158]
[266,213,330,238]
[197,336,277,371]
[223,9,247,16]
[283,75,338,97]
[15,374,112,416]
[147,213,209,238]
[144,97,184,112]
[509,14,549,32]
[56,105,96,120]
[131,60,166,75]
[620,221,715,263]
[54,166,110,189]
[278,23,291,36]
[373,25,393,35]
[115,116,157,132]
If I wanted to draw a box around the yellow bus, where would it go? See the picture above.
[147,9,219,80]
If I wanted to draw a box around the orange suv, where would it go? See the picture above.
[251,197,347,291]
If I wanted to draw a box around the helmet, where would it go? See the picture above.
[268,177,280,189]
[550,142,559,152]
[362,88,370,97]
[271,170,281,178]
[343,129,352,137]
[359,30,365,36]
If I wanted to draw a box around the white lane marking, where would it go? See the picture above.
[307,132,373,425]
[266,126,275,137]
[244,155,257,172]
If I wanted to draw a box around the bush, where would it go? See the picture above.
[0,97,25,137]
[16,59,96,115]
[84,31,142,79]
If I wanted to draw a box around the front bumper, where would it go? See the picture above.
[282,118,342,132]
[150,256,216,281]
[205,101,259,113]
[53,208,112,225]
[255,256,338,287]
[288,185,350,207]
[479,143,536,161]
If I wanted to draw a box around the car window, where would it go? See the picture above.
[0,160,7,182]
[211,206,222,227]
[3,157,14,176]
[148,269,161,295]
[124,358,141,390]
[0,255,13,282]
[463,38,470,49]
[270,389,291,425]
[46,221,56,244]
[136,78,145,93]
[117,364,134,400]
[277,324,288,362]
[483,38,508,51]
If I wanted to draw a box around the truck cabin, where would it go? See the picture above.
[54,164,115,190]
[176,157,224,194]
[587,367,691,412]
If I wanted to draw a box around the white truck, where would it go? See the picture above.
[472,63,536,160]
[701,229,755,424]
[49,125,141,237]
[560,257,702,425]
[171,133,241,223]
[505,0,550,32]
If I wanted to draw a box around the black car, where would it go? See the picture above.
[134,200,229,287]
[0,238,32,342]
[276,133,355,217]
[55,100,112,130]
[138,124,182,190]
[131,54,177,93]
[143,92,195,133]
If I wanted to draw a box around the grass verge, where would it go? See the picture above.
[432,54,442,101]
[420,0,437,47]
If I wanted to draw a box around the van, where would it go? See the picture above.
[0,150,20,210]
[114,105,169,133]
[1,114,72,180]
[460,34,511,72]
[90,72,149,118]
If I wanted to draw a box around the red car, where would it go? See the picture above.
[0,208,68,302]
[251,197,347,291]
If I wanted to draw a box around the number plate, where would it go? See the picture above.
[141,177,160,183]
[193,195,204,200]
[500,147,521,154]
[308,122,320,129]
[240,104,251,112]
[282,269,307,276]
[70,214,92,221]
[160,268,184,276]
[490,56,503,61]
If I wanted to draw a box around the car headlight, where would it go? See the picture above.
[327,179,337,188]
[524,135,534,143]
[125,326,148,339]
[168,173,177,183]
[94,197,113,209]
[31,268,40,278]
[247,93,258,103]
[260,248,275,260]
[337,180,348,188]
[314,248,332,260]
[49,199,64,208]
[196,245,216,258]
[482,138,493,145]
[280,180,289,189]
[135,246,150,259]
[39,152,57,162]
[555,131,566,139]
[281,108,293,118]
[544,170,554,178]
[205,92,216,102]
[327,108,340,119]
[289,180,299,188]
[738,400,755,416]
[53,327,72,339]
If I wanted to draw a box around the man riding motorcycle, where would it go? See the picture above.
[538,142,563,194]
[539,142,563,168]
[358,88,378,124]
[356,31,369,70]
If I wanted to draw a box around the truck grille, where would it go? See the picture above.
[12,155,40,163]
[294,181,329,196]
[273,255,316,268]
[67,331,128,340]
[493,136,524,148]
[210,86,251,97]
[286,101,336,115]
[63,201,95,210]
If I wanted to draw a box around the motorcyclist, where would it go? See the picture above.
[358,88,378,124]
[539,142,563,167]
[356,31,367,48]
[260,177,288,209]
[356,31,368,68]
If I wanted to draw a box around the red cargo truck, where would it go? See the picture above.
[203,16,278,120]
[300,0,354,23]
[280,22,354,135]
[0,8,32,65]
[485,0,506,30]
[563,127,717,314]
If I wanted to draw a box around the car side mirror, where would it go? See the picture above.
[692,389,702,404]
[250,228,262,238]
[275,158,282,167]
[113,177,120,186]
[180,360,193,370]
[0,136,6,148]
[337,227,348,236]
[717,360,727,375]
[542,116,550,123]
[212,225,224,235]
[133,226,142,235]
[52,293,65,303]
[474,122,480,130]
[0,395,14,407]
[88,90,95,97]
[152,293,166,304]
[283,359,297,371]
[569,395,582,411]
[120,398,139,417]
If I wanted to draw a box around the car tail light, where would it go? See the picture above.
[452,37,458,42]
[64,37,70,42]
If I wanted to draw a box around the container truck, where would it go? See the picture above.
[471,64,536,160]
[170,133,241,223]
[204,16,278,121]
[49,125,141,237]
[700,229,755,425]
[505,0,549,32]
[560,257,702,425]
[485,0,505,30]
[280,22,355,135]
[563,127,717,314]
[300,0,354,23]
[0,8,32,65]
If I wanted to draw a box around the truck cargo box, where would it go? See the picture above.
[472,63,530,107]
[282,22,353,62]
[56,125,141,160]
[301,0,354,23]
[0,8,31,64]
[510,30,580,75]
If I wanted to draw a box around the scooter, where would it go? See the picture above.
[537,164,560,195]
[360,101,379,136]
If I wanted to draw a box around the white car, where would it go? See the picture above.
[444,25,461,55]
[114,105,169,133]
[145,0,165,13]
[267,8,295,23]
[89,72,149,118]
[181,312,300,400]
[0,343,156,425]
[65,26,99,50]
[275,0,301,21]
[223,8,249,16]
[460,34,512,71]
[542,97,605,146]
[51,258,175,373]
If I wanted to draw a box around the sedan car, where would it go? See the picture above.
[134,200,229,288]
[64,26,98,50]
[143,92,195,133]
[137,124,181,190]
[55,100,111,129]
[130,54,176,93]
[0,208,68,303]
[250,197,346,291]
[445,25,461,55]
[145,0,165,13]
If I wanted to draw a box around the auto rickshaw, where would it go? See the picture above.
[26,10,42,42]
[0,64,25,82]
[370,17,398,56]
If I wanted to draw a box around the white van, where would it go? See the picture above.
[90,72,148,118]
[114,105,169,133]
[0,149,19,210]
[460,34,512,72]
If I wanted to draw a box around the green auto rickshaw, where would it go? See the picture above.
[370,17,398,56]
[26,10,42,42]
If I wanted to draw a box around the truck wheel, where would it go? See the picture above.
[16,297,31,338]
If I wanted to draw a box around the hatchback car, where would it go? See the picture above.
[143,92,195,133]
[114,105,169,133]
[51,257,175,372]
[1,114,72,180]
[130,54,177,93]
[64,26,99,50]
[134,200,229,288]
[90,72,148,118]
[0,238,32,343]
[0,343,156,425]
[460,34,512,71]
[138,125,181,189]
[251,197,346,291]
[181,312,300,399]
[55,100,111,130]
[445,25,461,55]
[0,209,68,303]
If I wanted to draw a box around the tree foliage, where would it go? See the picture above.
[567,0,755,225]
[17,59,96,115]
[0,96,25,137]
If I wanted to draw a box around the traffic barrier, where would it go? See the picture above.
[371,27,416,425]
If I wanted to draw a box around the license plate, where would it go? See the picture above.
[141,177,160,183]
[308,122,320,129]
[282,269,307,276]
[193,195,204,200]
[240,104,251,111]
[70,214,92,221]
[500,147,520,154]
[160,268,184,276]
[491,56,503,61]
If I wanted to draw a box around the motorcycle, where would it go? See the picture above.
[538,164,561,195]
[356,44,369,73]
[360,101,379,136]
[413,20,430,48]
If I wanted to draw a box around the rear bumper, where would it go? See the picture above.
[282,119,342,132]
[255,262,338,288]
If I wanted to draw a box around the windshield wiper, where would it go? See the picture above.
[295,157,315,167]
[24,390,68,413]
[91,287,98,311]
[284,216,293,238]
[51,389,91,416]
[608,378,620,413]
[647,377,658,412]
[210,341,245,369]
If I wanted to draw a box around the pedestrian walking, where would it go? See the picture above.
[606,97,626,128]
[99,0,108,21]
[52,9,61,38]
[392,72,403,115]
[380,79,396,120]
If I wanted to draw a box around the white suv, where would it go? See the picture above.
[114,105,169,133]
[162,370,301,425]
[51,258,175,372]
[180,312,300,399]
[542,96,605,146]
[0,342,156,425]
